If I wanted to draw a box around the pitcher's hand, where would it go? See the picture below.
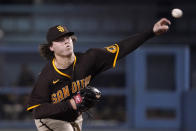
[153,18,171,35]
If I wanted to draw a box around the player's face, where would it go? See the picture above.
[50,36,74,57]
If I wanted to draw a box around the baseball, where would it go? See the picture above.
[171,8,183,18]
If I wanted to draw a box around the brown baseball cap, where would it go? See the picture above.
[46,25,74,43]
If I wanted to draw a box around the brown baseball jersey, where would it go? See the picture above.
[27,30,154,122]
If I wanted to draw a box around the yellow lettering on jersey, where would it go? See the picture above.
[51,93,58,104]
[62,85,70,98]
[50,75,92,103]
[76,80,81,91]
[57,90,64,102]
[85,75,91,87]
[105,45,117,53]
[72,82,77,94]
[80,79,84,89]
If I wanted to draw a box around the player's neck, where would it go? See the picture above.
[54,53,75,69]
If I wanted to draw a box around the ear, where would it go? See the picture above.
[49,44,54,51]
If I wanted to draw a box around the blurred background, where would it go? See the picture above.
[0,0,195,131]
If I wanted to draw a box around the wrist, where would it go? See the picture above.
[70,98,77,110]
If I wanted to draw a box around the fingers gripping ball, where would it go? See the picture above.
[73,86,101,112]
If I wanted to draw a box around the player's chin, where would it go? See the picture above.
[63,50,73,56]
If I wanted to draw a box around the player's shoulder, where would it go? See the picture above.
[74,49,97,57]
[85,46,118,56]
[43,61,52,72]
[38,61,53,77]
[84,48,105,56]
[76,45,117,59]
[74,49,101,63]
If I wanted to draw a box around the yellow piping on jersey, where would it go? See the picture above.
[27,104,40,111]
[73,56,77,70]
[113,44,119,68]
[52,58,78,79]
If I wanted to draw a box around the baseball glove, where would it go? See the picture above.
[73,86,101,112]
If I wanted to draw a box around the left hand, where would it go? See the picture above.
[153,18,171,35]
[72,86,101,112]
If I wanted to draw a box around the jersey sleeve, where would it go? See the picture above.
[117,29,155,59]
[27,67,51,111]
[26,64,79,121]
[85,29,154,75]
[85,44,120,75]
[31,100,79,122]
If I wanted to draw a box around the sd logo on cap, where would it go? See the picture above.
[46,25,74,43]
